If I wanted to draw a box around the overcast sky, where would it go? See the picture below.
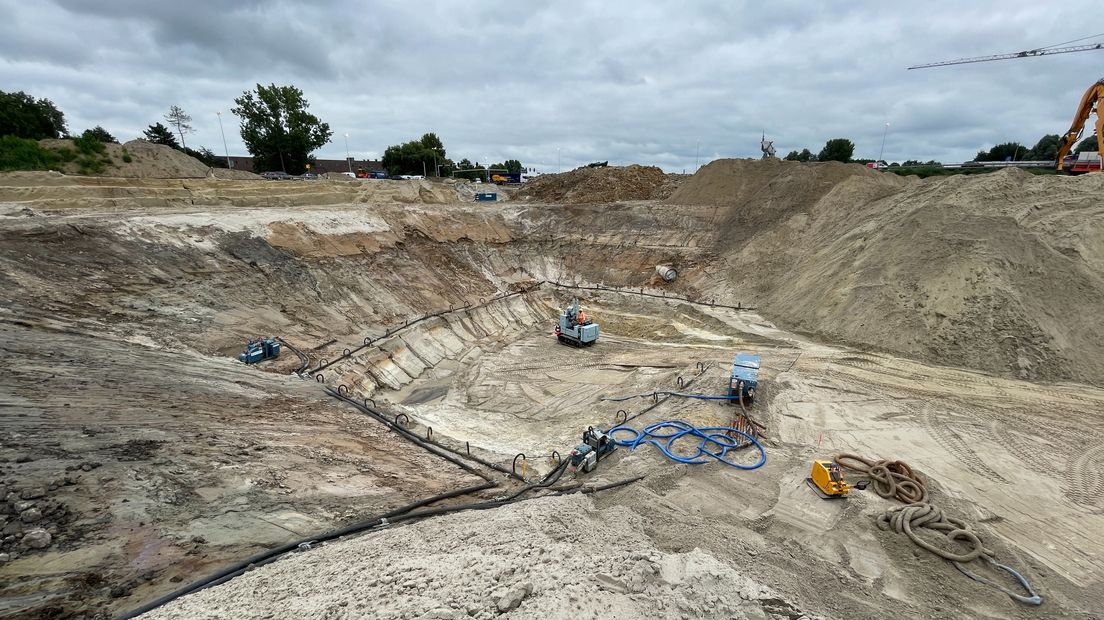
[2,1,1100,172]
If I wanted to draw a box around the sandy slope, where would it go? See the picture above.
[670,160,1104,385]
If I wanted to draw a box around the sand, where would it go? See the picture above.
[3,164,1104,618]
[140,494,798,620]
[670,159,1104,385]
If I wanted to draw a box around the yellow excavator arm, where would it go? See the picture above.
[1056,78,1104,171]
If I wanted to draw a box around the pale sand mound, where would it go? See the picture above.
[39,139,212,178]
[668,158,895,242]
[522,165,668,203]
[140,494,796,620]
[681,160,1104,384]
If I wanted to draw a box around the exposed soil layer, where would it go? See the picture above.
[1,166,1103,619]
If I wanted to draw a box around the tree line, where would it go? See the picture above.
[1,85,529,177]
[378,132,524,179]
[782,133,1098,167]
[0,84,334,173]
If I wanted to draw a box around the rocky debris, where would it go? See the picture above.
[21,486,46,500]
[521,165,669,204]
[496,581,532,613]
[0,480,71,555]
[21,528,51,549]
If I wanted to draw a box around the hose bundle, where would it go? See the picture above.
[608,420,766,470]
[834,452,927,504]
[877,503,1041,605]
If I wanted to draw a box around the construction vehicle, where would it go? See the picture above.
[239,337,280,364]
[568,426,616,473]
[728,353,760,404]
[1056,79,1104,174]
[555,299,599,347]
[1062,151,1102,174]
[806,460,850,499]
[905,40,1104,175]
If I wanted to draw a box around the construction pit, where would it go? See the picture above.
[1,162,1103,619]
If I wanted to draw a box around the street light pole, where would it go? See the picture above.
[878,122,890,164]
[344,133,352,173]
[216,111,230,169]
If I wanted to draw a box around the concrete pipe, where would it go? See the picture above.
[656,265,677,282]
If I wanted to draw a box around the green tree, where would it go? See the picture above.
[974,142,1027,162]
[1027,134,1061,161]
[503,159,523,174]
[81,126,117,143]
[381,133,453,177]
[144,122,180,148]
[817,138,854,163]
[0,90,67,139]
[783,150,800,161]
[1075,134,1098,153]
[232,84,332,173]
[165,105,194,149]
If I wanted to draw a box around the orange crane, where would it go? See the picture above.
[909,33,1104,173]
[1055,79,1104,173]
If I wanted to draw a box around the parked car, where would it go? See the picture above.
[260,171,292,180]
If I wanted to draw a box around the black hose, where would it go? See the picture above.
[275,337,310,376]
[118,471,644,620]
[327,388,524,481]
[620,364,708,426]
[116,480,496,620]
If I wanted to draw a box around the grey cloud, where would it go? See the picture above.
[1,0,1098,170]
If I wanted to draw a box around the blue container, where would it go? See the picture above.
[475,192,497,201]
[728,353,760,402]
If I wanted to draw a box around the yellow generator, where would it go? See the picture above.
[807,460,850,499]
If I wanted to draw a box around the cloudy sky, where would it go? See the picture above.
[2,1,1100,172]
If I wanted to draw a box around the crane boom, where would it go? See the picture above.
[1054,79,1104,172]
[908,43,1104,70]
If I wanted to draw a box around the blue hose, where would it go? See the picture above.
[608,420,766,470]
[601,390,743,402]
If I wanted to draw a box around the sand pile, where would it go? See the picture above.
[684,160,1104,384]
[668,158,895,244]
[522,165,668,203]
[141,494,800,620]
[39,139,213,178]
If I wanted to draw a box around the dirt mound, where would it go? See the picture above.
[650,173,688,200]
[521,164,668,203]
[38,139,212,178]
[686,161,1104,384]
[668,158,896,245]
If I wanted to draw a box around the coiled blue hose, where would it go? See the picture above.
[607,420,766,470]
